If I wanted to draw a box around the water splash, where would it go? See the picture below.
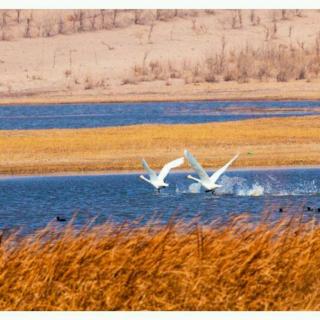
[188,182,201,193]
[237,183,264,196]
[176,174,319,197]
[217,176,265,197]
[175,183,201,193]
[216,176,247,195]
[276,179,319,196]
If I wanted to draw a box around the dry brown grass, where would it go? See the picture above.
[1,214,320,310]
[0,9,314,41]
[0,116,319,175]
[130,38,320,84]
[0,9,205,40]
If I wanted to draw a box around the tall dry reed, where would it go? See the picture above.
[0,214,320,310]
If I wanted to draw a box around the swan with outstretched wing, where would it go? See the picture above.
[184,150,239,193]
[140,157,184,191]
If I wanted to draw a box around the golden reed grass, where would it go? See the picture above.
[1,116,320,175]
[1,214,320,310]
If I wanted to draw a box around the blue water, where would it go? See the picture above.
[0,100,319,130]
[0,168,319,234]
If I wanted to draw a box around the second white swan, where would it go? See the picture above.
[184,150,239,194]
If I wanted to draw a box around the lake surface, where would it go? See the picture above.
[0,168,319,234]
[0,100,319,130]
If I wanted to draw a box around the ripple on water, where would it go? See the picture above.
[0,168,319,234]
[1,100,320,130]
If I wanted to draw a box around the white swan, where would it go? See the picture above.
[184,150,239,193]
[140,157,184,191]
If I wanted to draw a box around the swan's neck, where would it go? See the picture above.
[140,175,152,184]
[187,175,201,183]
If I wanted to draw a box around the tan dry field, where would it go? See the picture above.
[1,9,320,103]
[0,116,319,175]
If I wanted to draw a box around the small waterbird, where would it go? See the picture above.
[184,149,239,194]
[140,157,184,192]
[56,216,66,222]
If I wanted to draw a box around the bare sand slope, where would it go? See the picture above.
[1,116,319,175]
[1,9,320,103]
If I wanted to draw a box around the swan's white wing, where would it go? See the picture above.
[184,150,210,183]
[210,154,239,184]
[158,157,184,181]
[142,159,157,180]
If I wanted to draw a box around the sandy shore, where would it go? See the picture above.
[1,80,320,106]
[1,116,319,175]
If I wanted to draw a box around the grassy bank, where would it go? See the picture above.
[1,215,320,310]
[0,116,319,175]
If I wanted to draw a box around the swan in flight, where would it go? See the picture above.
[184,150,239,194]
[140,157,184,191]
